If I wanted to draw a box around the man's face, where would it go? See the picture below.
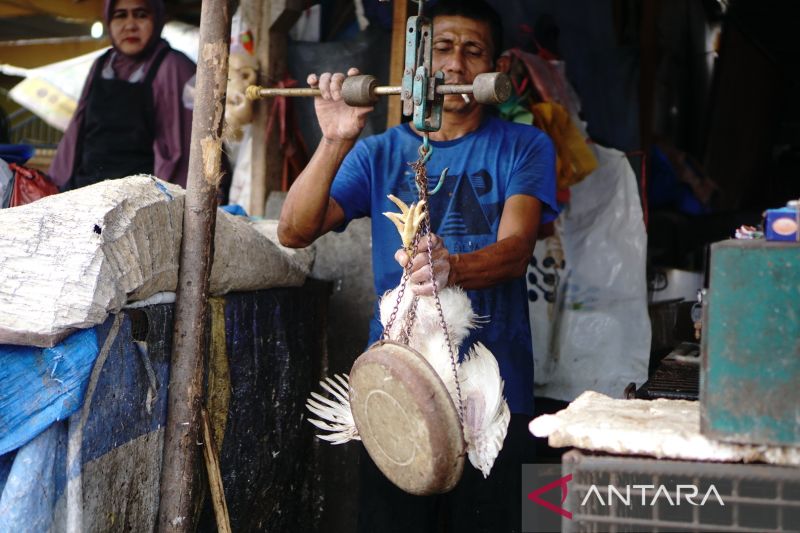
[109,0,154,57]
[432,15,495,113]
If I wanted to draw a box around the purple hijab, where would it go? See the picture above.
[49,0,195,188]
[104,0,166,79]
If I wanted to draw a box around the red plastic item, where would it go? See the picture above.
[8,163,59,207]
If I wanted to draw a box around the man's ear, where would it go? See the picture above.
[495,55,510,73]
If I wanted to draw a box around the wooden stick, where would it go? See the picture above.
[201,407,232,533]
[157,0,232,530]
[386,0,408,128]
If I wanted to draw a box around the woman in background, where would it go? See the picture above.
[50,0,195,189]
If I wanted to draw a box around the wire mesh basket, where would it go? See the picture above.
[562,450,800,532]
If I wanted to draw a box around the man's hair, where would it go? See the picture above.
[428,0,503,61]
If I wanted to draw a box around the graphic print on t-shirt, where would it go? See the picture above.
[398,168,502,238]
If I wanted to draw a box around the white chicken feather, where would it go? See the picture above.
[307,285,511,477]
[305,195,510,478]
[305,374,359,445]
[459,342,511,478]
[379,284,476,395]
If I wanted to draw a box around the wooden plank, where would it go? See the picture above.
[246,0,302,217]
[201,407,232,533]
[156,0,232,529]
[0,39,108,68]
[0,0,103,20]
[386,0,408,129]
[638,0,658,156]
[0,5,34,17]
[703,24,781,211]
[244,0,268,217]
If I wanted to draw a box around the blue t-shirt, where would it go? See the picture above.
[331,115,558,414]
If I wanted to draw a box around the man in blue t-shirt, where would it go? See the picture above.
[279,1,558,531]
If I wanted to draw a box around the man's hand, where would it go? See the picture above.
[395,233,450,296]
[308,67,374,142]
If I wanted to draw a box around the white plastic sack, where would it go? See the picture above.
[226,124,253,211]
[528,144,650,401]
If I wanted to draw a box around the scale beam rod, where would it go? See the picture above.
[245,72,511,107]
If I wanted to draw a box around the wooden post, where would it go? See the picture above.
[244,0,268,217]
[638,0,658,155]
[386,0,408,129]
[156,0,232,530]
[246,0,303,217]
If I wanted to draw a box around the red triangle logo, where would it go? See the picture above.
[527,473,573,519]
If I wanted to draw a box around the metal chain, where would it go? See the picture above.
[398,295,419,345]
[421,211,465,421]
[381,132,465,422]
[413,134,464,421]
[382,229,421,340]
[396,221,422,343]
[381,259,412,340]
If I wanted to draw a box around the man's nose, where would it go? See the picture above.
[442,50,466,73]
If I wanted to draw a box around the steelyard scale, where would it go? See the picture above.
[248,0,512,495]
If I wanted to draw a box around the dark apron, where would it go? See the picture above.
[69,46,170,190]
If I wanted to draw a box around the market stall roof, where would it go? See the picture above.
[0,0,202,29]
[0,0,103,25]
[0,0,202,68]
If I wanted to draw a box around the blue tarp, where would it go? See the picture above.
[0,328,99,456]
[0,422,66,532]
[0,328,96,532]
[0,286,325,531]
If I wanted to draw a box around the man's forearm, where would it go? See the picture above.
[277,138,354,248]
[447,235,534,290]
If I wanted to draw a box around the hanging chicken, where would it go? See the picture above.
[306,194,510,479]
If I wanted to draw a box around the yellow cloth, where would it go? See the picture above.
[531,102,598,189]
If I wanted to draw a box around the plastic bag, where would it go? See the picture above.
[528,144,650,401]
[6,163,59,208]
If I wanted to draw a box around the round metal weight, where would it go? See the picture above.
[342,74,379,106]
[472,72,512,105]
[349,341,465,495]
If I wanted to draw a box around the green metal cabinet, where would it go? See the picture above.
[701,239,800,446]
